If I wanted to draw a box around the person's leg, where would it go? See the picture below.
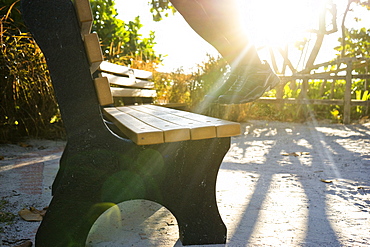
[170,0,280,104]
[169,0,261,66]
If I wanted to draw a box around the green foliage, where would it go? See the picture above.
[264,78,369,122]
[189,55,228,109]
[154,69,192,104]
[152,54,228,109]
[336,27,370,57]
[335,0,370,74]
[90,0,126,55]
[90,0,162,65]
[149,0,176,21]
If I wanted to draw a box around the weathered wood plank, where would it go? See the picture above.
[281,74,370,81]
[110,88,157,98]
[103,107,164,145]
[126,105,217,140]
[255,97,370,106]
[99,61,153,80]
[136,105,241,138]
[154,103,188,110]
[94,77,113,106]
[101,72,154,89]
[344,61,353,124]
[74,0,93,35]
[83,33,103,73]
[116,107,190,143]
[255,97,345,105]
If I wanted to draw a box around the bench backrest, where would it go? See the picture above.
[74,0,156,107]
[97,62,157,106]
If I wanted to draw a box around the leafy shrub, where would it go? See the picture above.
[0,4,63,141]
[153,68,192,104]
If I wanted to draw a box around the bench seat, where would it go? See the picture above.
[104,104,240,145]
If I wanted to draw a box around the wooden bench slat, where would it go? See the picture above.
[99,61,153,80]
[110,88,157,98]
[83,33,103,73]
[94,77,113,106]
[139,105,241,138]
[101,72,154,89]
[126,105,217,140]
[74,0,93,36]
[115,107,190,143]
[103,107,164,145]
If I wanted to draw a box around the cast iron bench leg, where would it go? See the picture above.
[35,138,143,247]
[153,138,229,245]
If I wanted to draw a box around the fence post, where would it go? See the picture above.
[343,60,352,124]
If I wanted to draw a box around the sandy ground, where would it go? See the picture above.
[0,120,370,247]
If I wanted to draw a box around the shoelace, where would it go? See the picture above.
[228,74,250,93]
[227,71,263,93]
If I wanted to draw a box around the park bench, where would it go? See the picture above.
[21,0,240,246]
[94,60,238,145]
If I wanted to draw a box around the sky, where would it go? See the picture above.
[116,1,217,72]
[115,0,369,73]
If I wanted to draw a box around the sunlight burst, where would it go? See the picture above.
[238,0,326,48]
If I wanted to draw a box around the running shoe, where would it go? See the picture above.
[218,61,280,104]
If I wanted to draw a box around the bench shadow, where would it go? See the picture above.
[221,121,370,246]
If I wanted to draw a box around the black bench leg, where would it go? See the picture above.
[35,140,144,247]
[178,209,226,245]
[35,190,106,247]
[155,138,229,245]
[174,189,227,245]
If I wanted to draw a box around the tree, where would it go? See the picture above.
[337,28,370,58]
[90,0,162,65]
[337,0,369,59]
[149,0,176,21]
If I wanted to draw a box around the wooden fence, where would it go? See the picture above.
[255,57,370,124]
